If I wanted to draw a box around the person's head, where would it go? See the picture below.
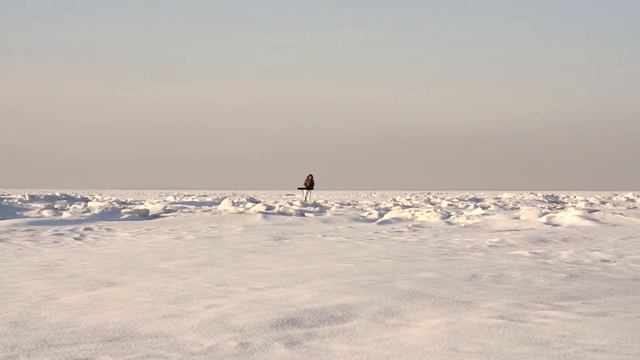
[307,174,313,179]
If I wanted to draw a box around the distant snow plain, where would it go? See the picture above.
[1,190,639,359]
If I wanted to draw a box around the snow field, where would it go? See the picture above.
[1,191,639,359]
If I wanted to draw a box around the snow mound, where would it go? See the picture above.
[538,207,599,226]
[517,207,545,221]
[216,197,328,217]
[375,208,445,225]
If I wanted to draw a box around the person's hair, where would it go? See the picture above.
[308,174,313,177]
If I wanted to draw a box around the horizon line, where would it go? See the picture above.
[1,187,638,193]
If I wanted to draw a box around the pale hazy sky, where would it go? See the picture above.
[1,1,639,190]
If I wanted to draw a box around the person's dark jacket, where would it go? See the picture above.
[304,177,314,190]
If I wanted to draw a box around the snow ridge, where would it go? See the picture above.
[1,191,638,226]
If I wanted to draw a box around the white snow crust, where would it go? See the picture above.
[1,190,639,359]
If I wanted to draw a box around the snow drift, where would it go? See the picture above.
[1,191,637,227]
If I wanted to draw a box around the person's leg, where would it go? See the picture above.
[303,190,308,202]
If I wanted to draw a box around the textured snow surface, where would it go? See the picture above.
[1,191,639,359]
[2,190,639,226]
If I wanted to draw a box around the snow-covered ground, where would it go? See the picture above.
[1,190,639,359]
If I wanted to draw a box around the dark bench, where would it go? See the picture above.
[297,187,314,201]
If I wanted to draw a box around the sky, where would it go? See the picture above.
[1,0,639,190]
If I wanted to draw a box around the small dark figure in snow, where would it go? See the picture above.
[297,174,315,202]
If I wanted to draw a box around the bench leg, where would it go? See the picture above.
[302,190,311,202]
